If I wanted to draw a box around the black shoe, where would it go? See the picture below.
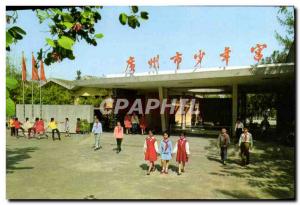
[177,172,182,176]
[146,172,150,175]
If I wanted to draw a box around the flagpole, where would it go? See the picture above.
[22,51,25,119]
[40,81,42,119]
[31,80,34,119]
[23,81,25,119]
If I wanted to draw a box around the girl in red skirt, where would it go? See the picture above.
[143,130,159,175]
[124,114,132,135]
[173,132,190,175]
[139,114,147,135]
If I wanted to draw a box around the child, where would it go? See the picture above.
[217,128,230,165]
[9,117,15,136]
[131,113,139,134]
[239,127,253,166]
[159,131,172,174]
[113,121,124,153]
[76,118,81,134]
[48,118,61,141]
[124,114,132,135]
[23,118,33,139]
[13,118,24,138]
[139,114,147,135]
[32,118,39,136]
[173,132,190,175]
[64,118,70,137]
[92,117,103,150]
[143,130,159,175]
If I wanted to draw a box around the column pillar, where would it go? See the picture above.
[158,87,166,132]
[232,84,238,135]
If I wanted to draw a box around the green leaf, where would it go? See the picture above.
[82,11,92,18]
[62,13,74,22]
[94,33,104,39]
[46,38,56,48]
[132,6,139,13]
[119,13,127,25]
[62,21,74,29]
[57,36,75,50]
[8,29,23,40]
[6,31,13,48]
[128,16,137,29]
[10,26,26,35]
[6,97,15,117]
[51,8,64,16]
[81,18,87,24]
[6,77,18,90]
[140,11,149,20]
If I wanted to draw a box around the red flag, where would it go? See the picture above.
[31,53,39,81]
[40,59,46,81]
[21,52,26,81]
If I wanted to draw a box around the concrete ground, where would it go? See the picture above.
[6,130,295,200]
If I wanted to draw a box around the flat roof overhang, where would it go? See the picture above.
[72,63,294,90]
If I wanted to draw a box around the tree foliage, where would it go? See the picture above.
[275,6,294,52]
[6,57,23,116]
[260,6,294,64]
[6,11,27,51]
[14,82,74,105]
[77,96,103,107]
[246,93,277,119]
[6,6,149,66]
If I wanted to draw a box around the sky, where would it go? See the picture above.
[6,6,293,80]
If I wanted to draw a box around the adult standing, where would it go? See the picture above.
[234,119,244,142]
[113,121,124,153]
[260,116,270,139]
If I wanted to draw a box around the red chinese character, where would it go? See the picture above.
[251,44,267,62]
[125,56,135,76]
[220,47,231,66]
[194,50,205,70]
[148,55,159,74]
[170,52,182,73]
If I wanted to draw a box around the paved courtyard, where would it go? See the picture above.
[6,131,295,200]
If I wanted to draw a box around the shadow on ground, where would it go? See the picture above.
[139,163,177,172]
[205,139,295,199]
[6,147,38,174]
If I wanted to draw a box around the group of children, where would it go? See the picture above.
[8,117,71,141]
[124,113,147,135]
[142,126,254,176]
[9,117,45,139]
[10,116,254,171]
[143,130,190,175]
